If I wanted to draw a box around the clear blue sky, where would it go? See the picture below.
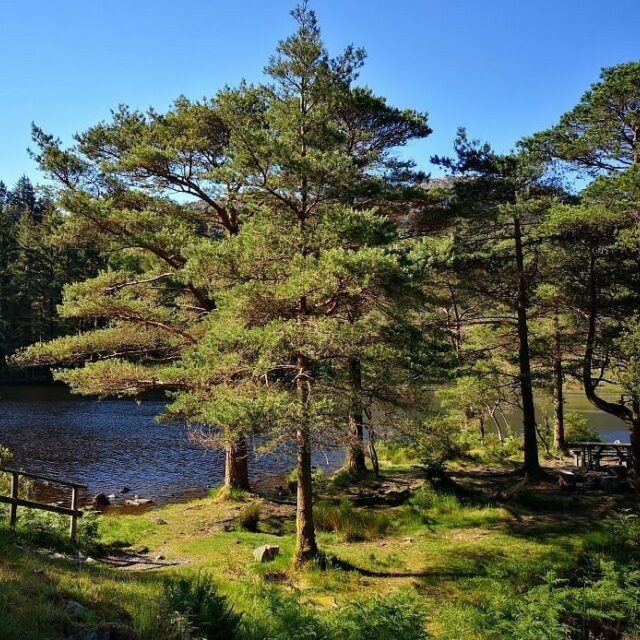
[1,0,639,187]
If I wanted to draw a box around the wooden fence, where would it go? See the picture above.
[0,467,87,541]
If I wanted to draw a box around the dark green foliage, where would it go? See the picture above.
[161,574,241,640]
[0,176,101,379]
[334,593,428,640]
[0,508,100,554]
[244,589,428,640]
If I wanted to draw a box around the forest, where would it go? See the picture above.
[1,4,640,640]
[0,176,100,380]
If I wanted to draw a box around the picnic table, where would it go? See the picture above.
[568,441,631,470]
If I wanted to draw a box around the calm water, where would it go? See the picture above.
[0,385,344,507]
[0,385,629,508]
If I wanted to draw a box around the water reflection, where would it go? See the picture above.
[0,385,344,506]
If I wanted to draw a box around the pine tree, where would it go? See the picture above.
[16,4,432,557]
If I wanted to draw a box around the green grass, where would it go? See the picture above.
[0,464,637,639]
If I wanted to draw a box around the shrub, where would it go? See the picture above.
[160,574,241,640]
[237,504,261,532]
[564,412,601,443]
[314,499,390,542]
[332,593,429,640]
[15,508,100,552]
[244,589,330,640]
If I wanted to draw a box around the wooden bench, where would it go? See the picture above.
[0,467,87,541]
[568,442,631,470]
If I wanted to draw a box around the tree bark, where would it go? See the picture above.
[294,353,319,564]
[513,215,542,478]
[552,316,566,452]
[583,250,640,475]
[347,357,367,474]
[224,435,250,491]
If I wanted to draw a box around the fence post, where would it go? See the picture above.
[69,486,78,542]
[9,472,18,529]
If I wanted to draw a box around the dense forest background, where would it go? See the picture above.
[0,176,99,380]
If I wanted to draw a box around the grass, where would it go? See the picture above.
[0,460,638,639]
[314,499,391,541]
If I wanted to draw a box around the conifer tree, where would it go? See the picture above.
[16,4,431,556]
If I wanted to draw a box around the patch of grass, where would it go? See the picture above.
[2,466,638,640]
[0,505,101,554]
[211,485,251,502]
[237,504,261,532]
[314,499,391,542]
[407,486,506,530]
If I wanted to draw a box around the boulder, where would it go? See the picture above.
[92,493,111,507]
[253,544,280,563]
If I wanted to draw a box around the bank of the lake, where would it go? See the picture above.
[0,385,630,509]
[0,385,344,507]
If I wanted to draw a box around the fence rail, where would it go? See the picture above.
[0,466,87,541]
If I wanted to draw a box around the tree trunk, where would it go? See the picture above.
[552,315,566,452]
[582,250,640,475]
[294,353,319,564]
[347,357,367,475]
[224,435,250,491]
[488,406,505,442]
[513,215,542,478]
[630,425,640,477]
[552,360,566,453]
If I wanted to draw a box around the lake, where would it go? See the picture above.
[0,385,629,508]
[0,385,344,507]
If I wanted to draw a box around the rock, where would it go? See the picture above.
[253,544,280,562]
[154,554,165,561]
[124,499,140,506]
[66,600,86,616]
[152,518,168,525]
[107,494,117,500]
[120,486,130,494]
[85,557,97,565]
[93,493,111,507]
